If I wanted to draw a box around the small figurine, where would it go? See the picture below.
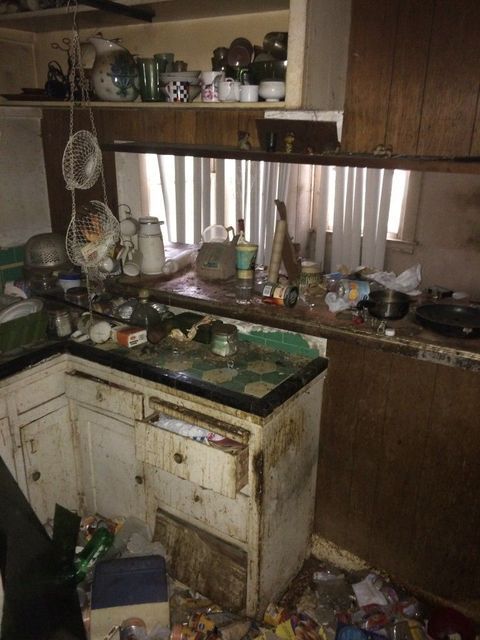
[284,131,295,153]
[238,130,251,150]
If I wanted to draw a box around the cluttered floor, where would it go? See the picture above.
[1,451,478,640]
[51,515,480,640]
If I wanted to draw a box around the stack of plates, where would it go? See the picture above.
[159,71,201,84]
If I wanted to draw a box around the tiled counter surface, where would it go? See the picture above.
[0,315,327,417]
[108,270,480,373]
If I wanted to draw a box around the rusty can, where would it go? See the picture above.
[262,283,298,307]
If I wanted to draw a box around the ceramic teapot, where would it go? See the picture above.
[89,36,139,101]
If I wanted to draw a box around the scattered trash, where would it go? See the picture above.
[67,515,476,640]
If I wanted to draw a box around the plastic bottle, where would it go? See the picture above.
[74,525,114,582]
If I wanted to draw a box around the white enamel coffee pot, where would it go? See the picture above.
[138,216,165,274]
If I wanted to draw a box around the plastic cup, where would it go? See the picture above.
[235,243,258,304]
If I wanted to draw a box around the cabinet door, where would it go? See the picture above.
[21,404,79,525]
[0,416,16,481]
[75,404,146,522]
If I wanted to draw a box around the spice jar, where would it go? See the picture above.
[210,322,238,357]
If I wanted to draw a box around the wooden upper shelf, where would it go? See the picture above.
[0,0,289,32]
[102,140,480,175]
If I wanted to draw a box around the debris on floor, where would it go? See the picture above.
[72,515,478,640]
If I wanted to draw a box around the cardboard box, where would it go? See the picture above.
[111,325,147,348]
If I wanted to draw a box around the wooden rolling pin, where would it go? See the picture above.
[267,219,287,282]
[274,199,302,281]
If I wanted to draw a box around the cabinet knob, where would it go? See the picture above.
[135,475,144,485]
[32,471,41,482]
[173,452,184,464]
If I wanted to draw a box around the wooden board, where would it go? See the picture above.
[417,0,480,156]
[386,0,433,155]
[315,338,480,599]
[341,0,399,153]
[153,508,247,612]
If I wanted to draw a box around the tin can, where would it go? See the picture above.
[299,261,322,291]
[262,283,298,307]
[337,279,370,306]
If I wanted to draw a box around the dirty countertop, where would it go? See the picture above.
[106,268,480,374]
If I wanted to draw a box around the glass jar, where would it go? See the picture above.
[211,323,238,357]
[47,305,72,337]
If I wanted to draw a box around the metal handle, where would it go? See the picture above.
[32,471,41,482]
[173,452,183,464]
[96,389,104,402]
[135,475,143,484]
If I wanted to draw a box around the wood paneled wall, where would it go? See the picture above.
[316,339,480,599]
[342,0,480,157]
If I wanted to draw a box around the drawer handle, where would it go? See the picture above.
[32,471,41,482]
[96,390,104,402]
[135,475,144,485]
[173,452,184,464]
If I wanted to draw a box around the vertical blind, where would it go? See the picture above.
[153,155,400,271]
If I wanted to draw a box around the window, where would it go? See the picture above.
[137,154,414,271]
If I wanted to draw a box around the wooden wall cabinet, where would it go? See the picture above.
[341,0,480,157]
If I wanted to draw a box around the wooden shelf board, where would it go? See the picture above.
[0,0,288,32]
[101,140,480,174]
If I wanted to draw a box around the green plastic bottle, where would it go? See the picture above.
[74,525,114,583]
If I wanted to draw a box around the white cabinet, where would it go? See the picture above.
[0,345,325,619]
[21,403,78,525]
[65,369,147,522]
[138,374,325,618]
[0,395,16,481]
[0,354,79,524]
[73,405,147,521]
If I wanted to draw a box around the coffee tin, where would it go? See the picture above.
[262,283,299,307]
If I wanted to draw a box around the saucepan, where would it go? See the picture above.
[415,303,480,338]
[357,288,411,320]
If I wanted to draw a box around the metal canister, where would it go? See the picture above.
[262,282,299,307]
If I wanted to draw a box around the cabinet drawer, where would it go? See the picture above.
[15,370,65,416]
[145,463,248,543]
[65,370,144,420]
[136,412,249,500]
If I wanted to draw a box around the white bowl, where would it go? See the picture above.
[258,80,285,102]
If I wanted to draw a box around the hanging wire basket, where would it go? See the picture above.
[66,200,120,268]
[62,129,102,191]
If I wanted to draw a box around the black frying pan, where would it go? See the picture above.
[415,304,480,338]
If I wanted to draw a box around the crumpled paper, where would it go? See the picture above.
[352,573,388,607]
[366,264,421,295]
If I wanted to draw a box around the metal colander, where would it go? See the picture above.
[24,233,70,271]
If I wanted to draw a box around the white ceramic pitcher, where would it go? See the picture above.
[89,36,139,102]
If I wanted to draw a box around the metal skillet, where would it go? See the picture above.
[415,304,480,338]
